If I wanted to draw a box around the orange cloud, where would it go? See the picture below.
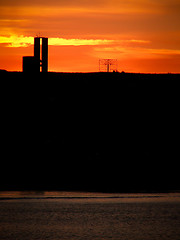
[0,35,115,47]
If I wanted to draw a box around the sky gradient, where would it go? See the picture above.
[0,0,180,72]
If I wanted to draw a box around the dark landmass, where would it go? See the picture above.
[0,71,180,193]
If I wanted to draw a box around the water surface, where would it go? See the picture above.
[0,192,180,240]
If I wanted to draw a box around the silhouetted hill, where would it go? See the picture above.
[0,71,180,192]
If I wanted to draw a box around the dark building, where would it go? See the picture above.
[34,37,40,63]
[23,56,36,73]
[23,37,48,73]
[42,37,48,72]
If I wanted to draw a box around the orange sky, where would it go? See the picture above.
[0,0,180,72]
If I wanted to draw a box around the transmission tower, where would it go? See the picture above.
[99,59,117,72]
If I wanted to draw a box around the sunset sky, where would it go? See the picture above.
[0,0,180,72]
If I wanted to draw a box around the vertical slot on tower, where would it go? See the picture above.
[40,38,42,71]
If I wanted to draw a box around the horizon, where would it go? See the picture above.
[0,0,180,73]
[1,69,180,75]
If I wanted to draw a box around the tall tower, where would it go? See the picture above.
[42,38,48,72]
[34,37,40,61]
[34,37,41,73]
[23,36,48,73]
[34,37,48,72]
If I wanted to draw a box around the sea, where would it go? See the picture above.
[0,191,180,240]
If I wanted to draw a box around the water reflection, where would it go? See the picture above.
[0,191,180,203]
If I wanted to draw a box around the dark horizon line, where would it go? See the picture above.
[1,69,180,75]
[0,188,180,193]
[1,194,180,201]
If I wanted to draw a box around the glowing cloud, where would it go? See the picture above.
[49,38,114,46]
[0,35,34,47]
[0,35,115,47]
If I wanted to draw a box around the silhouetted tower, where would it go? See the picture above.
[34,37,40,61]
[23,37,48,73]
[42,38,48,72]
[34,37,41,73]
[99,59,117,72]
[34,37,48,72]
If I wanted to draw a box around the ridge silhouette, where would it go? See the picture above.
[0,71,180,192]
